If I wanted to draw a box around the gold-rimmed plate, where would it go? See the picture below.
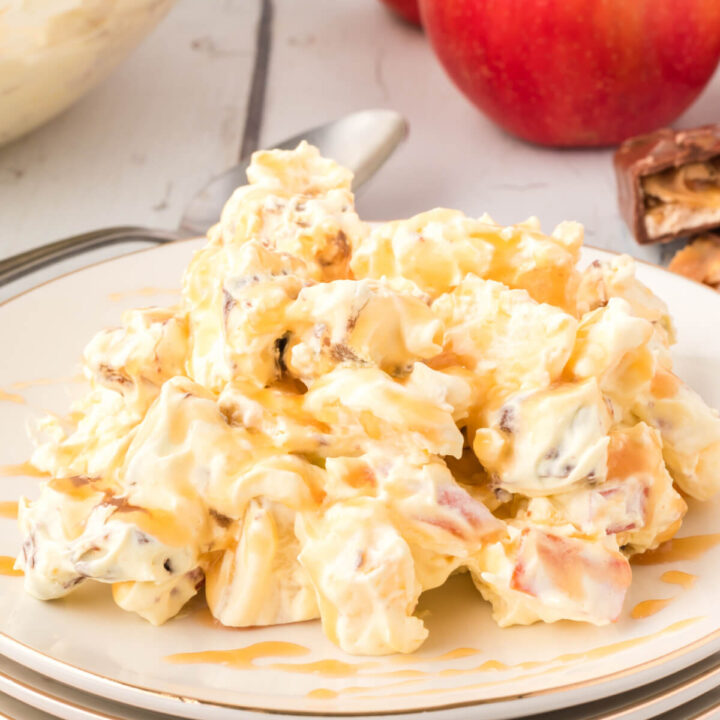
[2,241,720,719]
[1,646,720,720]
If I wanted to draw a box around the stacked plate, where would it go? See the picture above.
[0,648,720,720]
[1,241,720,720]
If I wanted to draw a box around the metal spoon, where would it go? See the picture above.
[0,109,407,287]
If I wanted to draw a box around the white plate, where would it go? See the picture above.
[2,241,720,719]
[0,654,177,720]
[3,641,720,720]
[0,692,56,720]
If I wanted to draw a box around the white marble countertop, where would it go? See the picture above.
[1,0,719,279]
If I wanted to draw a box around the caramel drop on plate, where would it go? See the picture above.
[476,659,510,671]
[307,688,338,700]
[661,570,697,589]
[0,556,22,577]
[0,389,25,405]
[633,534,720,565]
[0,501,18,519]
[631,598,673,619]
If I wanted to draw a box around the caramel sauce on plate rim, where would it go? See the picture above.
[305,618,702,701]
[166,531,720,702]
[167,617,702,699]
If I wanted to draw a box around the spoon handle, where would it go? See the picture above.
[0,226,180,288]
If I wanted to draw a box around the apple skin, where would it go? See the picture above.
[379,0,422,26]
[419,0,720,147]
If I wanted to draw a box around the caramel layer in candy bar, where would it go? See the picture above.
[614,125,720,245]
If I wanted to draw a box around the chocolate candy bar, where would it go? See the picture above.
[614,125,720,244]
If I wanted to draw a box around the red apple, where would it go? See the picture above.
[419,0,720,147]
[378,0,422,27]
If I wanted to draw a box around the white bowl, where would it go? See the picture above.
[0,0,176,147]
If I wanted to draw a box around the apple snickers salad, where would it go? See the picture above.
[15,143,720,655]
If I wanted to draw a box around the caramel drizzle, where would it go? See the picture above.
[0,556,22,577]
[632,534,720,565]
[44,475,193,548]
[0,501,19,519]
[650,370,680,400]
[661,570,697,590]
[0,463,50,479]
[124,507,195,548]
[171,619,701,702]
[46,475,108,501]
[631,598,673,619]
[166,641,309,669]
[630,569,698,620]
[0,389,25,405]
[306,618,701,700]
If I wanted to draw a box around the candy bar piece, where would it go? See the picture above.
[614,125,720,244]
[668,234,720,290]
